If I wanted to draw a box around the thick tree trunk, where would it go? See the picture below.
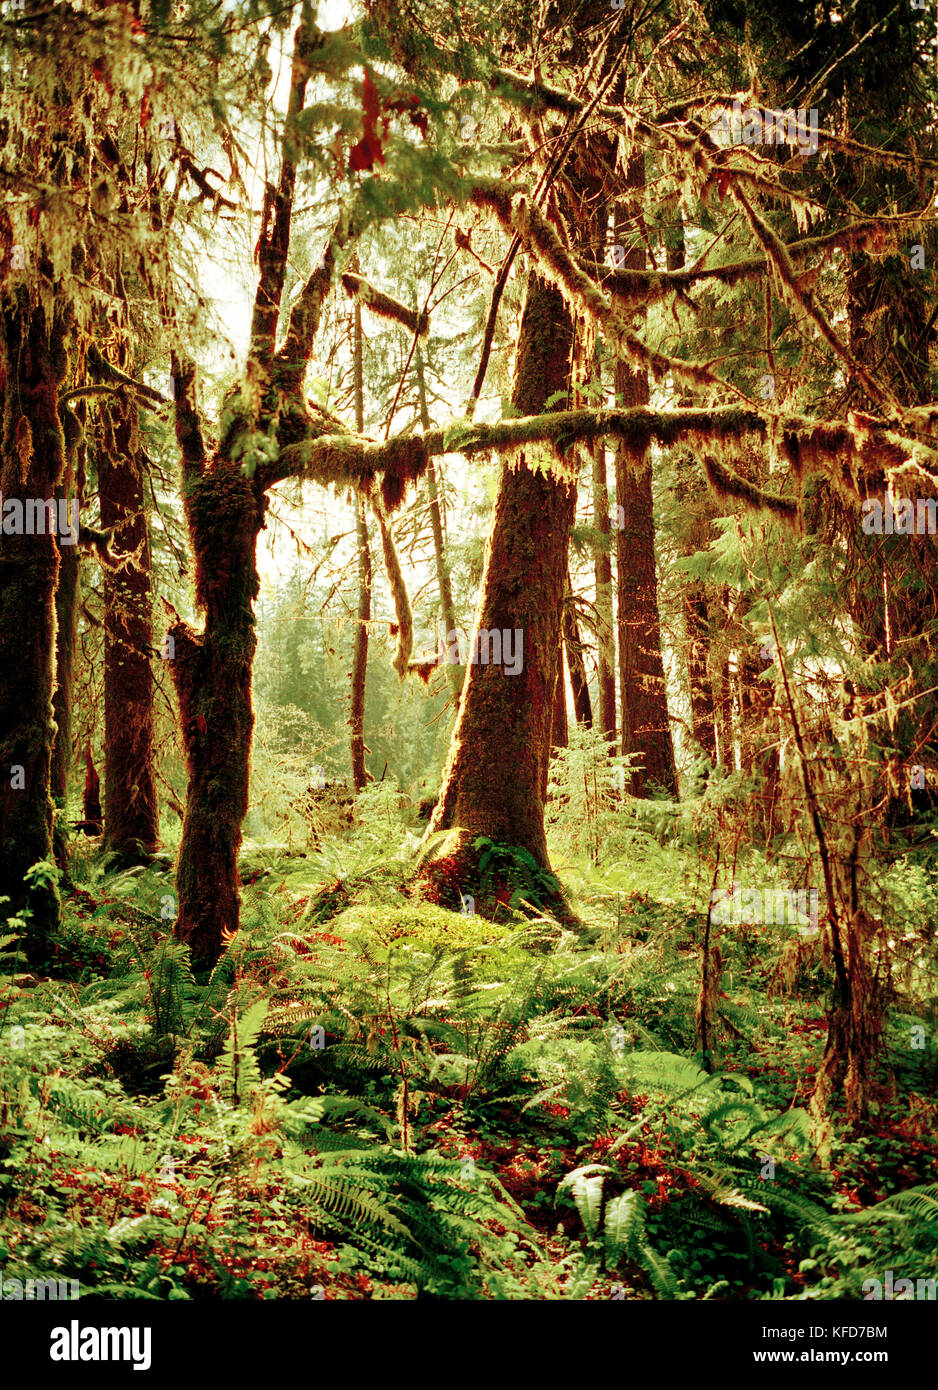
[98,388,159,859]
[169,462,266,970]
[612,182,677,798]
[0,297,68,953]
[427,271,575,870]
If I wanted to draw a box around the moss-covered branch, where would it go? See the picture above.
[169,350,207,484]
[340,272,429,336]
[262,403,938,519]
[471,187,728,394]
[273,211,361,395]
[262,427,442,496]
[579,219,904,309]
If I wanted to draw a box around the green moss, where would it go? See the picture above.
[334,902,510,956]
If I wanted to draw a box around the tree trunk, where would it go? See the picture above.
[563,567,592,728]
[349,295,371,792]
[551,643,568,751]
[667,209,716,764]
[685,586,716,761]
[715,589,735,769]
[613,178,677,798]
[0,297,68,953]
[416,348,462,699]
[169,462,266,970]
[427,271,575,871]
[738,641,779,839]
[350,500,372,793]
[592,437,617,749]
[98,386,159,859]
[51,534,79,866]
[82,745,102,834]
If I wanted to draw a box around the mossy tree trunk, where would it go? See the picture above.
[98,384,158,859]
[428,271,575,870]
[168,458,266,970]
[739,642,779,839]
[0,296,69,953]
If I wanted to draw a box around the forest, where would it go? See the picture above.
[0,0,937,1331]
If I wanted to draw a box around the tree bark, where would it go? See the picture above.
[738,640,779,838]
[98,386,159,859]
[685,586,717,761]
[592,437,617,750]
[667,209,717,764]
[350,498,372,793]
[349,295,371,792]
[427,271,575,870]
[563,567,592,728]
[0,297,68,953]
[169,462,266,971]
[613,178,677,798]
[551,643,568,751]
[416,348,462,700]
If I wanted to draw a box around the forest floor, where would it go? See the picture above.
[1,791,936,1301]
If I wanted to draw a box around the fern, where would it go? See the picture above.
[217,1000,268,1105]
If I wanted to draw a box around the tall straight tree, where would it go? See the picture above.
[349,291,371,793]
[591,435,617,750]
[0,297,70,952]
[416,347,462,700]
[97,358,159,859]
[612,180,677,797]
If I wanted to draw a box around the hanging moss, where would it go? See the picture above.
[701,453,798,524]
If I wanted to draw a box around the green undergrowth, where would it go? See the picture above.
[0,824,936,1301]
